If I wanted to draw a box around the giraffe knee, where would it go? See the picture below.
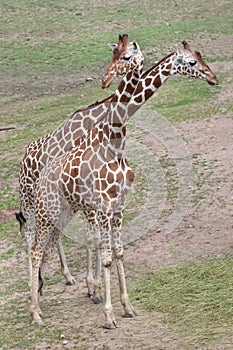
[101,251,113,267]
[114,247,124,261]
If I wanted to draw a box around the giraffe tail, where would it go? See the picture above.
[38,268,43,296]
[15,211,26,237]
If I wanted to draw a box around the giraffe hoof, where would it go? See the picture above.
[38,309,44,317]
[93,296,103,304]
[31,318,44,326]
[66,278,76,286]
[123,309,137,318]
[102,320,118,329]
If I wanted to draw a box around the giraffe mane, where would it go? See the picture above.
[70,93,115,117]
[141,52,175,79]
[72,52,176,119]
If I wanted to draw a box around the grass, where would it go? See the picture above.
[0,0,232,349]
[0,0,232,76]
[148,77,222,122]
[1,247,15,260]
[132,255,233,348]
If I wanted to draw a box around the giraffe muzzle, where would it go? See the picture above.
[102,74,114,89]
[207,76,219,85]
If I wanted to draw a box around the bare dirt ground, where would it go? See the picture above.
[1,40,232,349]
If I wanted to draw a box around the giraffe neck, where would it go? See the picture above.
[50,55,144,151]
[31,52,172,165]
[51,52,173,148]
[102,67,142,160]
[128,52,175,117]
[101,53,175,159]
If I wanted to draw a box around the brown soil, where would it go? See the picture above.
[0,208,18,223]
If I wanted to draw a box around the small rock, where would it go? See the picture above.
[62,340,68,345]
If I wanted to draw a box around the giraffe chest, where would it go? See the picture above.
[60,156,134,211]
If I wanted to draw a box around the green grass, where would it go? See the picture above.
[132,256,233,348]
[149,77,222,122]
[1,247,15,260]
[0,0,232,75]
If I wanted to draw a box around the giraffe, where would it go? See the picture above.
[130,39,218,104]
[16,34,143,301]
[28,41,218,328]
[29,37,144,327]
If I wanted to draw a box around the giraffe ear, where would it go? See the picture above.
[132,41,140,52]
[108,43,117,51]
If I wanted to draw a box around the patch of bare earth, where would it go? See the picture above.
[0,208,18,223]
[128,112,232,268]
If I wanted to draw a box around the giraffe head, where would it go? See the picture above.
[102,34,144,88]
[171,41,218,85]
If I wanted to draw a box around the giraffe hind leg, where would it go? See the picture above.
[84,210,103,303]
[56,236,76,285]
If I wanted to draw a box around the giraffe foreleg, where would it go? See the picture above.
[112,212,137,319]
[116,257,137,318]
[103,264,118,329]
[99,212,117,329]
[93,227,103,304]
[85,224,95,297]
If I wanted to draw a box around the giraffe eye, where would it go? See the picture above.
[189,60,197,67]
[122,55,131,61]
